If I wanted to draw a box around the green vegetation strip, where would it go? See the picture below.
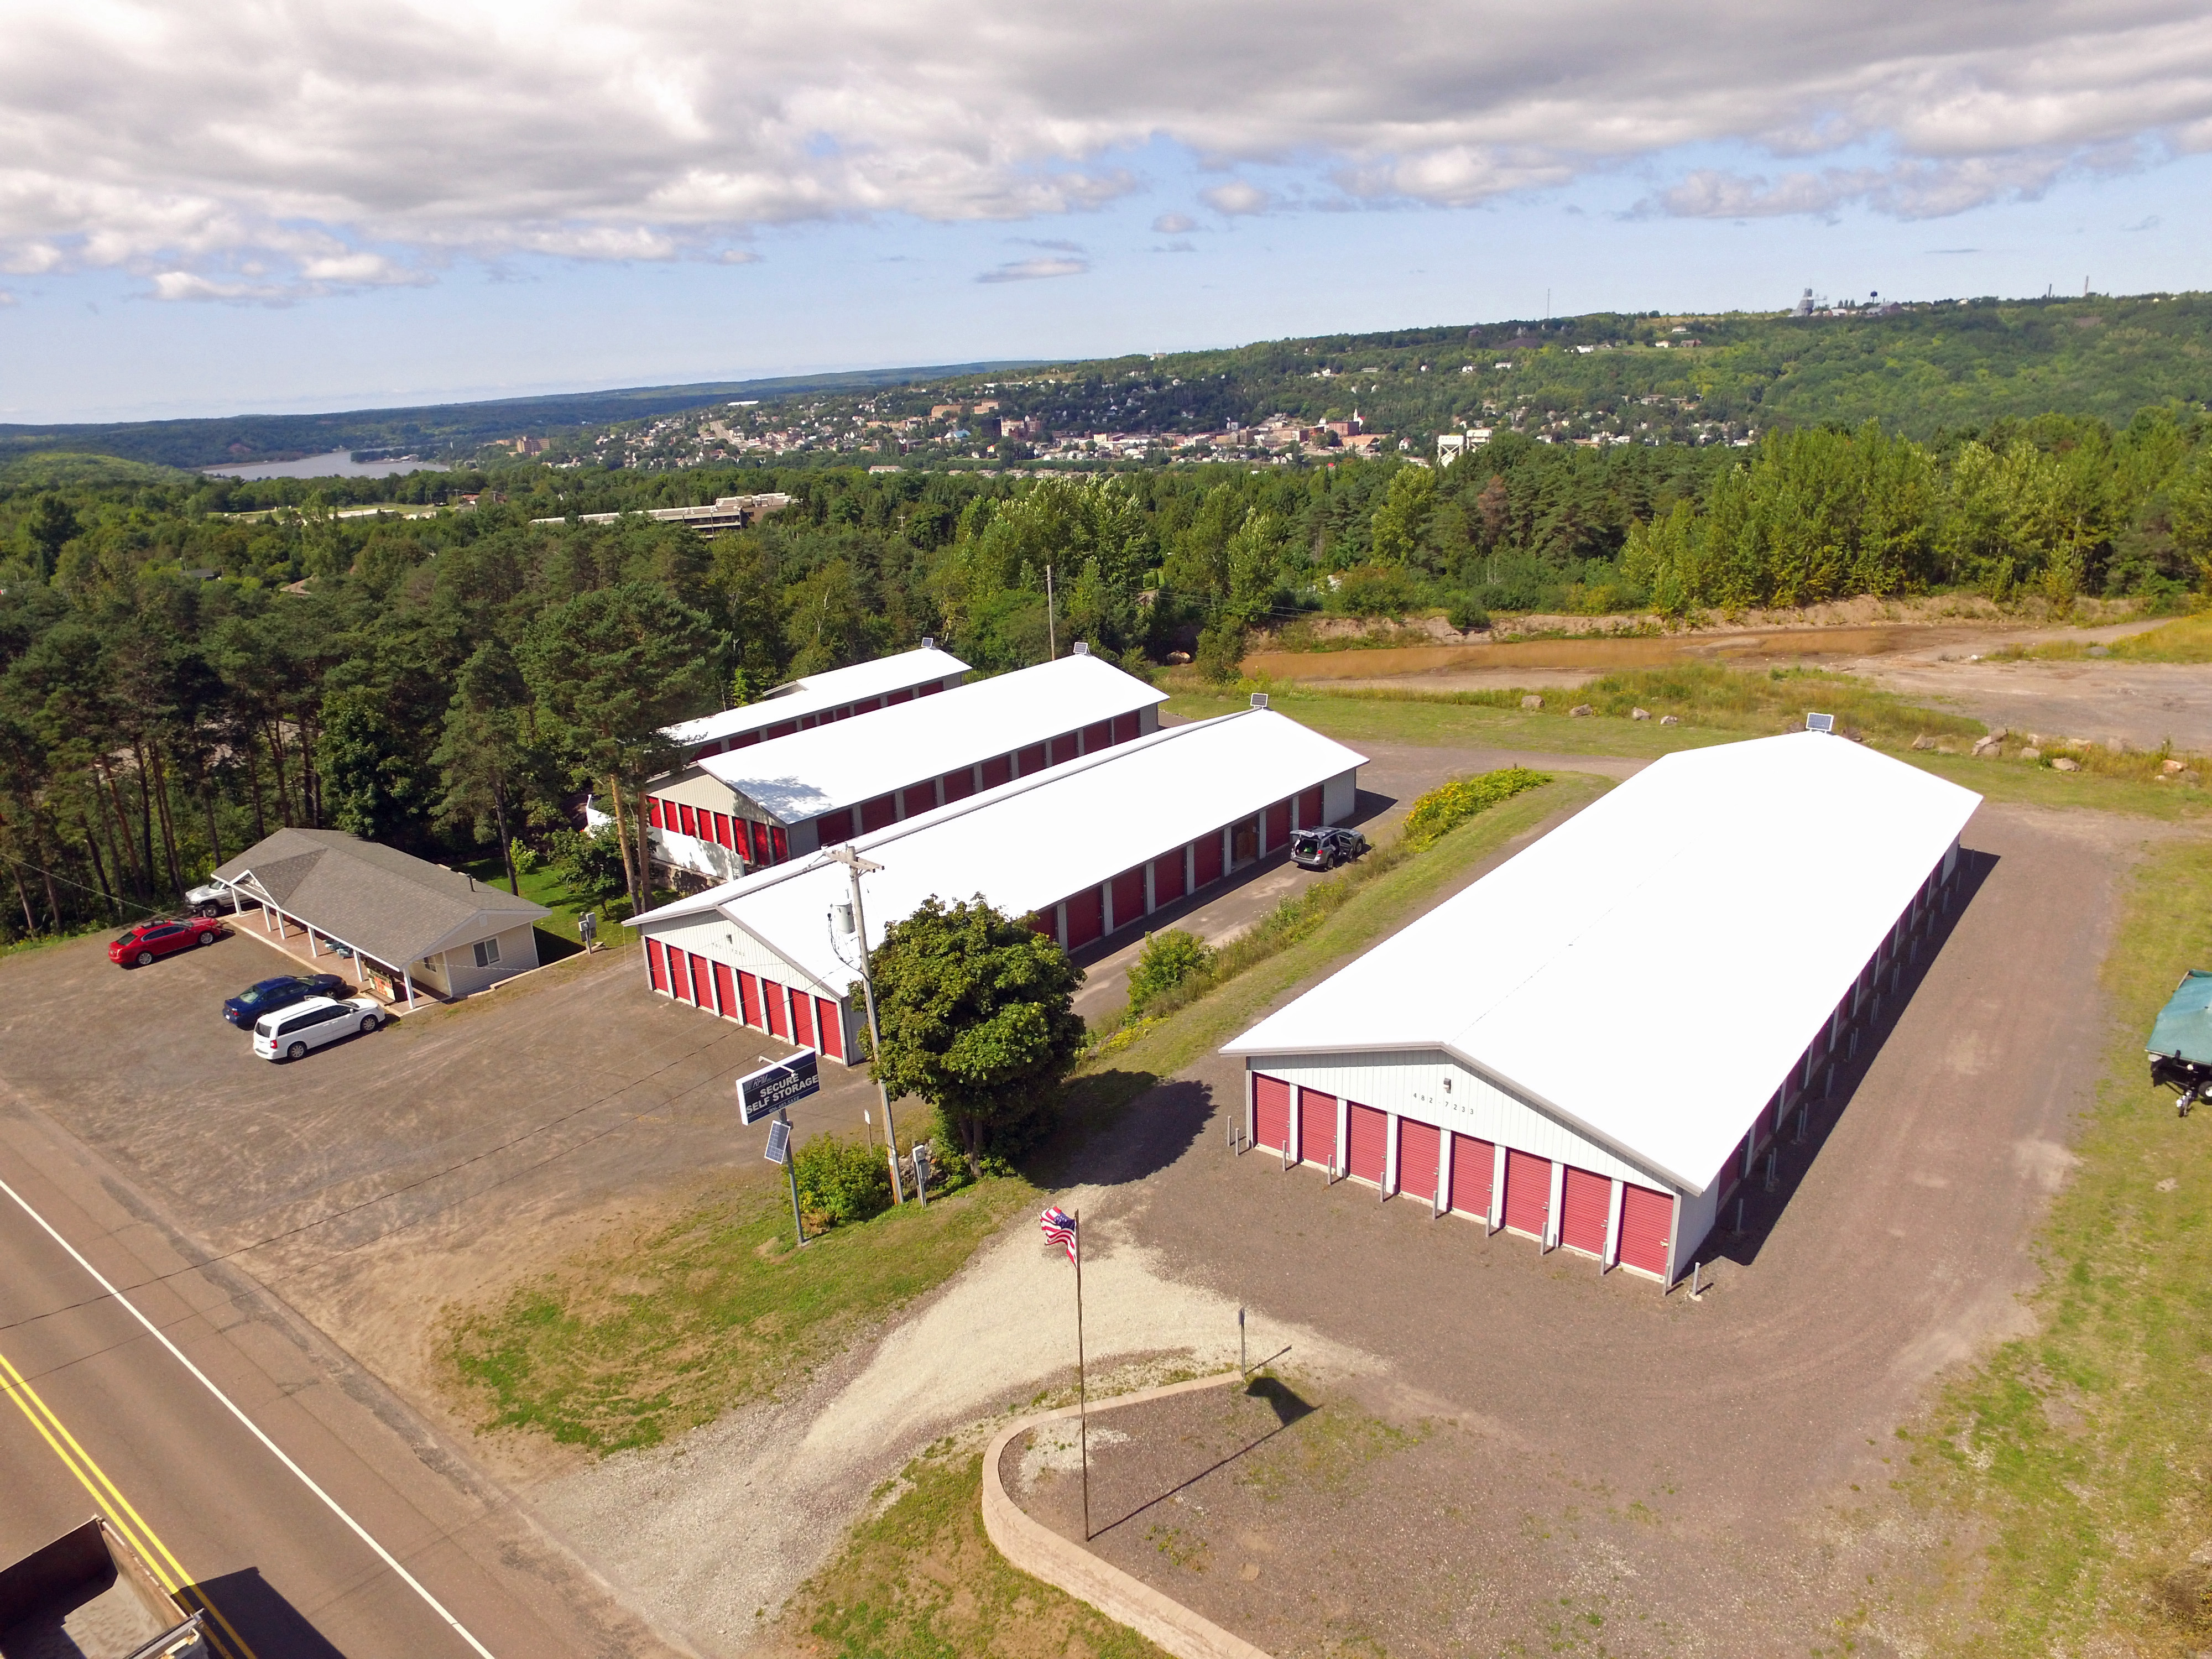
[440,1175,1034,1455]
[788,1443,1166,1659]
[1901,837,2212,1653]
[1996,610,2212,664]
[1066,771,1605,1128]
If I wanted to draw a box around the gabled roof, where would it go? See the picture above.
[661,644,972,749]
[1224,734,1982,1194]
[697,652,1167,823]
[637,708,1366,989]
[212,829,550,969]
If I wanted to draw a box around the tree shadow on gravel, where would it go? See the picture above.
[1687,846,1999,1277]
[1038,1071,1215,1189]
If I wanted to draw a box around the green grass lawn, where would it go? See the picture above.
[439,1175,1035,1455]
[452,853,677,961]
[1996,610,2212,665]
[1901,837,2212,1655]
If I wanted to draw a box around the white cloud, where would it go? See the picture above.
[2,0,2209,298]
[1151,212,1197,233]
[977,255,1088,283]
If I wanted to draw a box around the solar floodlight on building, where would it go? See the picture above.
[1806,712,1835,733]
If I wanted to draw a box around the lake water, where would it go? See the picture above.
[204,451,450,481]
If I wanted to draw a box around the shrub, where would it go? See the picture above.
[793,1132,893,1229]
[1329,565,1424,617]
[545,826,626,899]
[1401,767,1553,848]
[1446,596,1490,634]
[1127,929,1213,1015]
[1196,622,1246,684]
[509,837,539,875]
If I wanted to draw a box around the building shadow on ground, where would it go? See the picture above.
[1686,846,2000,1277]
[186,1568,348,1659]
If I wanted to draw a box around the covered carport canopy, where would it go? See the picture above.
[210,828,549,1010]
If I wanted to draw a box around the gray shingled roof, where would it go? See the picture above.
[212,828,550,968]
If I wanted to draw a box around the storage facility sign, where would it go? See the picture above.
[739,1051,820,1124]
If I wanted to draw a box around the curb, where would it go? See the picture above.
[980,1371,1272,1659]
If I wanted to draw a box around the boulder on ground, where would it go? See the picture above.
[1568,703,1594,718]
[1971,736,2001,757]
[2163,758,2187,774]
[1659,714,1680,726]
[2052,757,2081,772]
[1631,707,1651,721]
[1520,694,1543,711]
[2020,747,2043,761]
[1910,734,1934,751]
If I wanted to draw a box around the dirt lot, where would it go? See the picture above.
[1000,800,2158,1655]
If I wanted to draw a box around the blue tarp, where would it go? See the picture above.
[2149,969,2212,1065]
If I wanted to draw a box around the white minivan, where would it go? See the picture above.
[253,995,385,1061]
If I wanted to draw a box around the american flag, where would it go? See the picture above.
[1039,1205,1078,1265]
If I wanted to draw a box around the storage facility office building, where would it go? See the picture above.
[1223,733,1983,1285]
[644,647,1168,881]
[634,705,1366,1062]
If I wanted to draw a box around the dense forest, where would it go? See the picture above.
[2,390,2208,947]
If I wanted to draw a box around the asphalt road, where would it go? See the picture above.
[0,1094,675,1659]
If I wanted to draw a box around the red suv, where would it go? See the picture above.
[109,917,223,967]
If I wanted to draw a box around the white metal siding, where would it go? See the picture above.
[1245,1049,1667,1192]
[1322,768,1357,825]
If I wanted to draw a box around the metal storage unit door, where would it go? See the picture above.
[1503,1148,1552,1237]
[1111,867,1145,928]
[1083,720,1112,752]
[1298,1089,1338,1170]
[1264,800,1290,852]
[714,962,737,1020]
[1449,1134,1494,1218]
[1254,1075,1291,1153]
[1065,888,1104,950]
[815,997,843,1060]
[860,794,898,833]
[761,978,789,1038]
[1015,743,1046,776]
[941,768,975,804]
[1398,1120,1441,1202]
[817,808,854,844]
[982,754,1013,789]
[1347,1103,1387,1185]
[1192,831,1224,889]
[739,970,762,1027]
[1112,712,1140,743]
[1618,1184,1674,1277]
[1560,1167,1610,1255]
[1298,785,1324,827]
[666,947,691,1001]
[690,953,714,1010]
[791,994,816,1050]
[1152,850,1186,905]
[647,938,668,991]
[1050,732,1079,765]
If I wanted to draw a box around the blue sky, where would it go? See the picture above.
[5,2,2210,422]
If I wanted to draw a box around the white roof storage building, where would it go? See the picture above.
[662,642,971,759]
[1224,732,1982,1287]
[633,706,1365,1063]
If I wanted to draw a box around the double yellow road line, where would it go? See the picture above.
[0,1343,255,1659]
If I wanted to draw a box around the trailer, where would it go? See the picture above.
[2149,968,2212,1117]
[0,1517,206,1658]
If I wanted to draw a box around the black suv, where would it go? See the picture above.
[224,973,346,1028]
[1290,826,1369,870]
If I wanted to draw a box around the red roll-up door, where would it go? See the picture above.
[816,997,844,1060]
[736,731,760,747]
[645,797,663,830]
[647,937,668,992]
[1111,867,1145,929]
[1298,1088,1337,1170]
[1192,831,1223,889]
[1112,712,1139,743]
[1264,800,1290,852]
[1560,1168,1610,1256]
[678,803,697,838]
[1449,1134,1494,1219]
[1083,720,1111,753]
[767,720,799,738]
[1503,1149,1552,1237]
[770,826,788,863]
[1065,887,1103,950]
[818,808,854,845]
[1028,912,1054,937]
[1298,785,1323,827]
[713,811,733,848]
[739,970,762,1027]
[852,699,880,716]
[860,794,898,833]
[1347,1103,1386,1185]
[1398,1119,1441,1202]
[1016,743,1046,776]
[667,947,692,1002]
[750,821,771,863]
[886,687,913,705]
[1152,849,1186,905]
[791,992,816,1050]
[941,768,975,803]
[761,978,789,1038]
[1051,732,1079,766]
[1618,1184,1674,1277]
[1254,1075,1291,1153]
[714,962,737,1020]
[691,953,714,1010]
[981,754,1012,789]
[917,680,943,696]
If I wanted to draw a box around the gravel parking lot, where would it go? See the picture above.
[1009,799,2146,1655]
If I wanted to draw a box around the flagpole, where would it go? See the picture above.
[1076,1207,1089,1542]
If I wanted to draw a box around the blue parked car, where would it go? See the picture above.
[223,973,346,1029]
